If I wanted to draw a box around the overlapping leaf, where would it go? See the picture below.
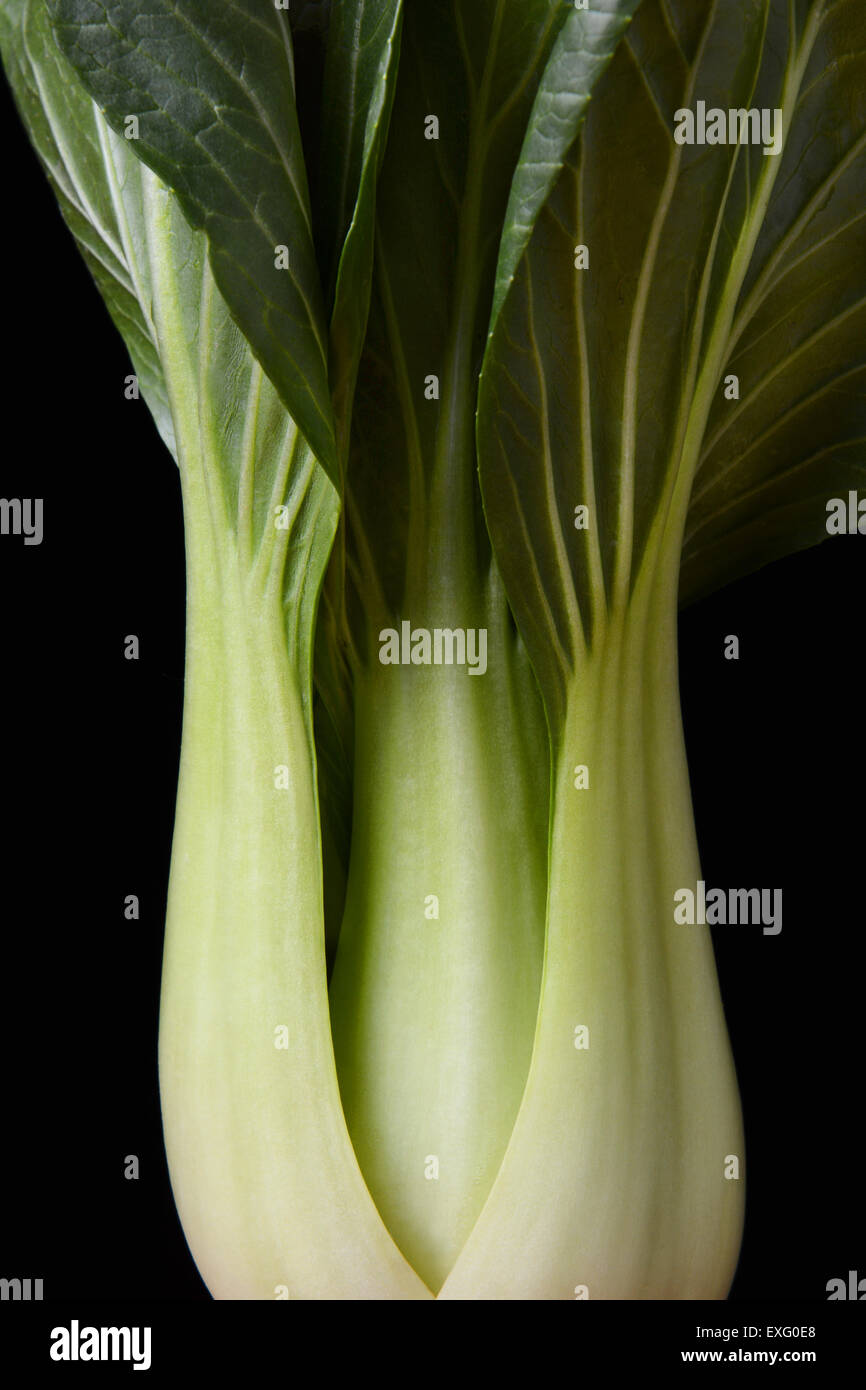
[295,0,406,955]
[478,0,866,731]
[47,0,338,481]
[490,0,643,331]
[343,0,577,630]
[0,0,176,454]
[681,0,866,601]
[2,0,340,722]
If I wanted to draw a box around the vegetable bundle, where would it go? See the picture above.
[3,0,863,1299]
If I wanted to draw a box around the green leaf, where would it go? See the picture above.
[0,0,176,455]
[342,0,580,637]
[319,0,403,313]
[3,0,336,684]
[46,0,338,483]
[478,0,866,732]
[489,0,644,333]
[309,0,405,950]
[320,0,405,458]
[680,0,866,602]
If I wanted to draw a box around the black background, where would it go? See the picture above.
[0,55,862,1348]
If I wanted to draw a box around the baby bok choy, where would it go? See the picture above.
[3,0,864,1300]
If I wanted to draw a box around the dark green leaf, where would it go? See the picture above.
[0,0,176,454]
[46,0,338,483]
[489,0,643,333]
[2,0,339,733]
[344,0,572,633]
[478,0,866,732]
[680,0,866,601]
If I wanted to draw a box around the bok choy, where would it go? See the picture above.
[2,0,863,1300]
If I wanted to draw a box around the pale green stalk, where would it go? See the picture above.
[137,171,429,1301]
[441,551,744,1298]
[329,589,547,1291]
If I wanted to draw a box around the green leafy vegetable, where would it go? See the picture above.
[2,0,862,1300]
